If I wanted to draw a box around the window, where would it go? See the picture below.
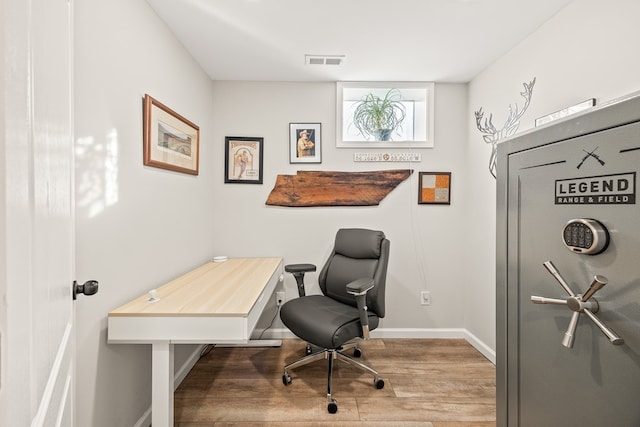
[336,81,434,148]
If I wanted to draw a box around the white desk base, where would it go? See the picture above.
[153,342,175,427]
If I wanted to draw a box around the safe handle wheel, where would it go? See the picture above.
[532,261,623,348]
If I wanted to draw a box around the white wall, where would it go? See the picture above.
[209,81,470,334]
[465,0,640,350]
[74,0,218,426]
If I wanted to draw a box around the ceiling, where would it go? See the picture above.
[146,0,572,83]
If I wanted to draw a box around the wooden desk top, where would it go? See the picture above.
[109,257,282,317]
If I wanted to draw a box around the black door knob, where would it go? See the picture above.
[73,280,99,300]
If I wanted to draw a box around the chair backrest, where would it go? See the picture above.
[318,228,390,318]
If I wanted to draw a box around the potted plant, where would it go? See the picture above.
[351,88,406,141]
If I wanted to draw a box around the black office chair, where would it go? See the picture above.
[280,228,390,413]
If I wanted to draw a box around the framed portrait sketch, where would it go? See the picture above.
[289,122,321,164]
[224,137,264,184]
[418,172,451,205]
[143,94,200,175]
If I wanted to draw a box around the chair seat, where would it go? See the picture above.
[280,294,379,349]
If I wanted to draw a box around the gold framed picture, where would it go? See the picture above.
[143,94,200,175]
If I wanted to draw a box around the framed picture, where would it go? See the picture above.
[143,94,200,175]
[418,172,451,205]
[224,137,264,184]
[289,122,321,163]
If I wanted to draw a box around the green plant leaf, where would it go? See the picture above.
[351,88,406,140]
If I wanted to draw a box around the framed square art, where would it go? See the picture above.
[418,172,451,204]
[143,94,200,175]
[289,122,321,164]
[224,136,264,184]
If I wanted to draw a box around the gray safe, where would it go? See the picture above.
[497,93,640,426]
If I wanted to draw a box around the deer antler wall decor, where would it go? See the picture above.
[474,78,536,178]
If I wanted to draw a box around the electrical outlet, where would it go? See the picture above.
[420,291,431,305]
[276,291,285,306]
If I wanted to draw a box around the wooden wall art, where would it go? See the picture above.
[265,169,412,207]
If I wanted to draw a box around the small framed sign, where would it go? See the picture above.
[224,136,264,184]
[289,122,321,164]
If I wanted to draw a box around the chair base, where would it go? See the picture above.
[282,341,385,413]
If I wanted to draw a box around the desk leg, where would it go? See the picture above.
[152,341,174,427]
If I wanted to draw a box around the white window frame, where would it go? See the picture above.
[336,81,435,148]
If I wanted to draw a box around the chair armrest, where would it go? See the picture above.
[285,264,317,297]
[346,278,375,339]
[284,263,317,274]
[346,278,374,295]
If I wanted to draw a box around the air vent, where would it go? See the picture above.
[305,54,345,66]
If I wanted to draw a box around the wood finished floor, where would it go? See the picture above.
[175,339,496,426]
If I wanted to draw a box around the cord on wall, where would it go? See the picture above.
[406,144,432,298]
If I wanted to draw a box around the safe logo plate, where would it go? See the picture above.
[555,172,636,204]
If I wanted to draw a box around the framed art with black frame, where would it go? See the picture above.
[289,122,321,164]
[418,172,451,204]
[224,136,264,184]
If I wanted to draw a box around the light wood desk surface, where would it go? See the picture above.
[109,257,283,317]
[108,257,284,343]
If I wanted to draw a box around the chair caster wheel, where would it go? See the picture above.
[353,347,362,358]
[327,399,338,413]
[305,344,313,355]
[282,373,292,386]
[374,378,385,389]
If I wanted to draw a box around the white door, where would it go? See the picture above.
[1,0,79,425]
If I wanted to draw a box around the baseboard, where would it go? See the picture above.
[371,327,468,339]
[174,344,208,387]
[133,407,151,427]
[258,328,296,340]
[374,328,496,363]
[263,327,496,364]
[463,330,496,364]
